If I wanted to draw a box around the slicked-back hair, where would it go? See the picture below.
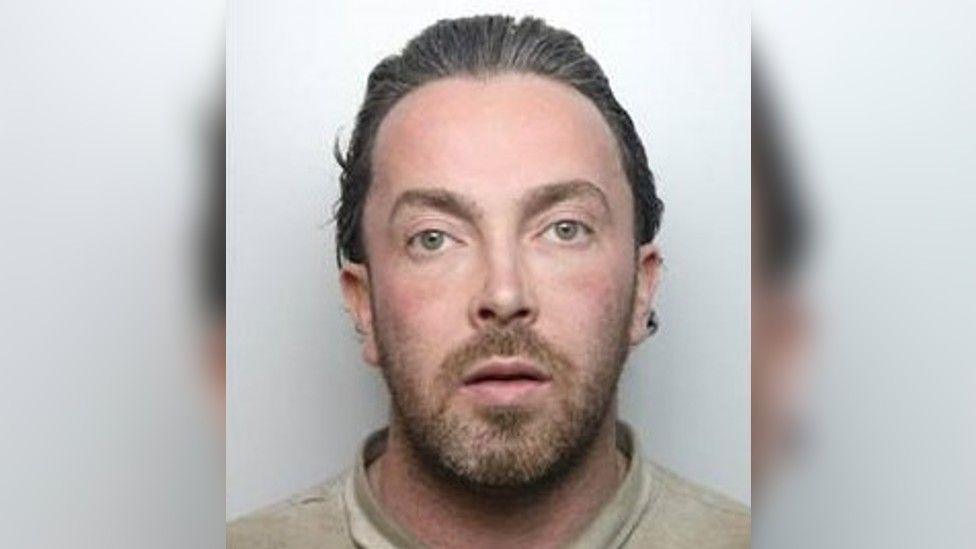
[753,65,807,282]
[333,14,663,266]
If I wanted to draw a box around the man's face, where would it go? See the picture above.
[343,74,659,491]
[751,190,807,485]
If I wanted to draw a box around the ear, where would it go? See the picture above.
[629,243,663,346]
[339,262,380,366]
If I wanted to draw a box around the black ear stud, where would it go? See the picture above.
[646,310,659,336]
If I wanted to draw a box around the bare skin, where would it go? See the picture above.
[341,74,661,548]
[751,188,807,488]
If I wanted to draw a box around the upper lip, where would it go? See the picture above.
[461,359,552,385]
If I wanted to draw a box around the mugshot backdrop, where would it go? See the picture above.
[227,0,750,518]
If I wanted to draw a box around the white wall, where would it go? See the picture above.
[227,0,750,519]
[1,2,226,547]
[754,1,976,546]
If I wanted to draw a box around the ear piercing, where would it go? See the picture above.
[646,310,659,335]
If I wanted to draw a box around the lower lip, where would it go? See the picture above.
[458,379,551,406]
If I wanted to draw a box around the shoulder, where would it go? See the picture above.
[227,471,353,549]
[628,461,750,549]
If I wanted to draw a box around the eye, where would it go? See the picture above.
[544,220,592,243]
[407,229,453,252]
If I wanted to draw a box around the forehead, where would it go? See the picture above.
[369,73,628,208]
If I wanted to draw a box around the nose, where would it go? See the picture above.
[468,243,538,329]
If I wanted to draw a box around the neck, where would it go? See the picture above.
[368,408,626,549]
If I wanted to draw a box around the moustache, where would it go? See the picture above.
[438,325,572,382]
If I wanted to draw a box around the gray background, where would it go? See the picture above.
[227,0,750,519]
[754,0,976,546]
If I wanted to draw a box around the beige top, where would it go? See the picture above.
[228,423,750,548]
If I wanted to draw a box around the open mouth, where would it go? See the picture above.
[463,368,549,385]
[459,360,552,405]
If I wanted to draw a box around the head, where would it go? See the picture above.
[335,15,663,494]
[752,67,809,485]
[202,92,225,424]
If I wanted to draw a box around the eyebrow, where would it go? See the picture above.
[387,179,611,225]
[521,179,611,221]
[389,188,483,224]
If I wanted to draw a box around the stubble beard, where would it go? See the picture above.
[375,286,634,496]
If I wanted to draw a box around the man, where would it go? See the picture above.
[204,98,226,424]
[752,69,809,489]
[229,15,749,548]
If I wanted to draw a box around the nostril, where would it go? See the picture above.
[476,306,532,326]
[477,307,496,321]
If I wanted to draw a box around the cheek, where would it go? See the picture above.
[384,269,463,324]
[371,262,473,364]
[534,252,633,348]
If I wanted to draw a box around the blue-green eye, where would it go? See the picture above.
[546,220,590,242]
[553,220,580,240]
[410,229,448,251]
